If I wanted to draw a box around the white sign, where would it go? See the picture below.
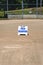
[18,26,28,35]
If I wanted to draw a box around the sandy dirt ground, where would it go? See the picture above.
[0,19,43,65]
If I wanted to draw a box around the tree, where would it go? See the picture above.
[0,0,43,10]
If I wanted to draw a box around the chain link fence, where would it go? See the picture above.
[0,0,43,19]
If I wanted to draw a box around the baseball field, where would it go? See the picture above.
[0,19,43,65]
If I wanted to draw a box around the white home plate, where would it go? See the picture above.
[18,25,28,35]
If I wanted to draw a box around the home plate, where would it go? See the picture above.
[18,25,28,35]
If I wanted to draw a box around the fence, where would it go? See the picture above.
[0,0,43,19]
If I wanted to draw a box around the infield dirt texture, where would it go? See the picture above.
[0,19,43,65]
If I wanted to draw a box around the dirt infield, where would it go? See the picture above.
[0,19,43,65]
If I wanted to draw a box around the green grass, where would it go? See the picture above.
[0,7,43,18]
[7,8,36,15]
[0,11,4,17]
[8,7,43,15]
